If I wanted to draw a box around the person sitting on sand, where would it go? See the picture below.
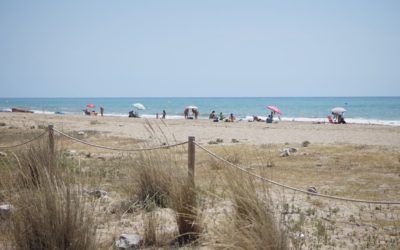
[129,110,139,118]
[82,109,90,116]
[338,114,346,124]
[225,113,235,122]
[91,110,98,116]
[209,110,216,119]
[253,115,262,122]
[219,112,225,121]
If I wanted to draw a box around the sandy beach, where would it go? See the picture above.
[1,112,400,249]
[1,112,400,147]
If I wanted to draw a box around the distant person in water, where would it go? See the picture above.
[100,106,104,117]
[162,110,166,119]
[209,110,216,119]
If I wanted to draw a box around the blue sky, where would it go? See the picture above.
[0,1,399,97]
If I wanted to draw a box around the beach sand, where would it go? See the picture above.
[1,112,400,147]
[1,112,400,249]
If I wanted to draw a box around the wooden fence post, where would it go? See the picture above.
[188,136,195,187]
[48,125,54,159]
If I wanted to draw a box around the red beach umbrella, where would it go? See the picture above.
[266,105,282,115]
[87,104,95,109]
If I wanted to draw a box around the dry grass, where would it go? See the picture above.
[3,140,97,250]
[2,124,400,249]
[169,177,200,244]
[128,149,179,208]
[127,148,200,245]
[206,168,288,249]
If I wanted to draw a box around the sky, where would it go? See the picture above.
[0,1,399,97]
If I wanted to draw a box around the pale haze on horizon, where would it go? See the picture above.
[0,1,399,98]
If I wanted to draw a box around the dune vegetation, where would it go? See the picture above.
[0,123,399,249]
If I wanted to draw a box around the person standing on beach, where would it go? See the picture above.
[193,108,199,119]
[162,110,166,119]
[184,108,189,119]
[100,106,104,117]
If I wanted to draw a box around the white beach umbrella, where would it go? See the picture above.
[331,107,346,114]
[133,103,146,110]
[185,105,198,110]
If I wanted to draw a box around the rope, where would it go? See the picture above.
[194,142,400,205]
[53,128,188,152]
[0,130,48,149]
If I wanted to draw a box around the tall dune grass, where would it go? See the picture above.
[128,147,200,245]
[6,140,97,250]
[128,149,176,208]
[210,169,288,250]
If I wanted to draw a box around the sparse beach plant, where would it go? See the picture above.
[128,149,176,207]
[169,177,200,244]
[302,141,310,147]
[128,146,200,244]
[37,124,47,130]
[143,208,157,246]
[209,169,288,249]
[6,141,97,250]
[90,120,101,125]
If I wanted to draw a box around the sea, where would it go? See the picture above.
[1,97,400,126]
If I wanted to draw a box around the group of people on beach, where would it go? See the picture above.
[209,111,236,122]
[155,110,167,119]
[82,105,346,125]
[184,108,199,119]
[83,106,104,117]
[330,113,346,124]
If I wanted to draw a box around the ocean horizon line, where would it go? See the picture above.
[1,96,399,99]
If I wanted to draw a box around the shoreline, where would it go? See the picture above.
[1,112,400,147]
[1,109,400,127]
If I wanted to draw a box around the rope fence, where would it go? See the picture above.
[1,124,399,205]
[0,130,48,149]
[53,128,187,151]
[194,141,400,205]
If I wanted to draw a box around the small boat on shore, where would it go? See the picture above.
[11,108,33,113]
